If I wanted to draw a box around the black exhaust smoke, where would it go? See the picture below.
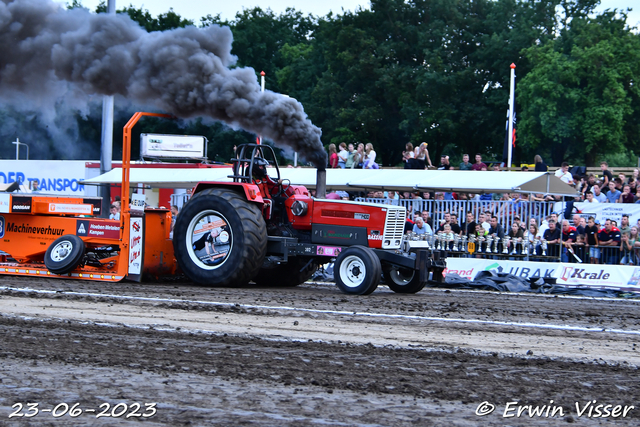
[0,0,328,168]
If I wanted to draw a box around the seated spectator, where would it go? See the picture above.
[507,223,524,251]
[605,181,621,203]
[488,215,505,239]
[592,184,607,203]
[554,162,574,185]
[619,185,635,203]
[584,190,598,203]
[462,211,477,237]
[413,216,432,235]
[337,143,348,168]
[421,210,433,229]
[402,143,415,169]
[438,155,451,170]
[524,223,540,244]
[437,212,461,234]
[363,143,379,169]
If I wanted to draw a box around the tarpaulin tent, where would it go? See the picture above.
[84,168,578,197]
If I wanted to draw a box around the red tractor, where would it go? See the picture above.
[173,144,444,295]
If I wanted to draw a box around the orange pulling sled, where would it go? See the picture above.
[0,112,177,282]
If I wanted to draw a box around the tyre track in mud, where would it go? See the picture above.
[1,276,640,425]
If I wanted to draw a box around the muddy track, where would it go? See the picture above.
[1,276,640,425]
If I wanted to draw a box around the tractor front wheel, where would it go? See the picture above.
[334,246,381,295]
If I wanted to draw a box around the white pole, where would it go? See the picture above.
[507,63,516,170]
[100,0,116,217]
[14,138,19,160]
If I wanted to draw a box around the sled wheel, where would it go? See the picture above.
[45,235,85,274]
[383,265,426,294]
[173,188,267,286]
[334,246,381,295]
[254,258,319,287]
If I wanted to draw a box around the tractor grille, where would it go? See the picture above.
[382,206,406,249]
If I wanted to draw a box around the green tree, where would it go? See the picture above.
[518,9,640,166]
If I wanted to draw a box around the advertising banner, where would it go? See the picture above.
[0,160,88,195]
[445,258,640,292]
[140,134,206,159]
[127,217,144,280]
[553,202,640,226]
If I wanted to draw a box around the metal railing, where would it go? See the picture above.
[357,197,555,230]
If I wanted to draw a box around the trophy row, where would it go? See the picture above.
[407,232,549,256]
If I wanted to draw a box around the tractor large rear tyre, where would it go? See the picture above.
[334,246,381,295]
[254,258,318,287]
[383,265,426,294]
[173,188,267,287]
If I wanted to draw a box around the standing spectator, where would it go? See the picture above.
[554,162,574,185]
[584,190,599,203]
[328,143,338,168]
[345,143,356,168]
[404,206,415,234]
[472,154,487,171]
[363,143,379,169]
[581,174,597,197]
[402,143,415,169]
[337,143,348,168]
[478,212,491,233]
[561,220,578,262]
[585,216,600,264]
[414,142,433,169]
[459,154,473,170]
[386,191,399,205]
[635,187,640,203]
[534,154,548,172]
[620,226,639,265]
[421,210,433,230]
[599,219,621,264]
[592,185,607,203]
[109,203,120,220]
[353,143,365,168]
[572,214,585,236]
[492,164,501,172]
[600,162,613,189]
[543,219,561,257]
[619,214,631,236]
[619,185,634,203]
[462,211,477,237]
[605,181,621,203]
[438,155,451,170]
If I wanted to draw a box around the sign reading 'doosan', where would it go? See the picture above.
[0,160,87,195]
[140,134,206,159]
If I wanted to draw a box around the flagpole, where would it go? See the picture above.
[507,63,516,170]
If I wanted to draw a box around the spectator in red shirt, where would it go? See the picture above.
[471,153,487,171]
[599,219,621,264]
[561,220,578,262]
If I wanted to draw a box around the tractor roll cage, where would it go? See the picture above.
[229,144,281,184]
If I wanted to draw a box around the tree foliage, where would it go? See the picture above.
[4,1,640,167]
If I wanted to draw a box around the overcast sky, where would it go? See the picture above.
[69,1,639,27]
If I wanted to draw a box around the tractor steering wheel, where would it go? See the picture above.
[270,179,291,198]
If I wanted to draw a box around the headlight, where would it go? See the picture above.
[291,200,308,216]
